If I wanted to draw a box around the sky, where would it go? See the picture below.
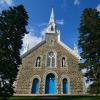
[0,0,100,54]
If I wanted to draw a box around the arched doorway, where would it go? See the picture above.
[45,73,56,94]
[31,78,39,94]
[63,78,68,94]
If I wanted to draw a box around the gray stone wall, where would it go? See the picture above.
[15,38,85,95]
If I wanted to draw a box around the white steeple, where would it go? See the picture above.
[49,8,55,24]
[46,8,59,33]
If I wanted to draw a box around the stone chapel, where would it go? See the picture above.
[15,8,85,95]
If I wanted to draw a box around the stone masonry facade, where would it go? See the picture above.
[14,9,85,95]
[15,34,85,95]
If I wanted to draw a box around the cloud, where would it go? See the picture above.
[40,28,46,37]
[0,0,13,6]
[21,32,42,55]
[56,19,64,25]
[96,4,100,12]
[0,0,14,12]
[39,19,64,38]
[82,69,93,88]
[74,0,80,6]
[21,17,64,54]
[38,23,47,27]
[39,19,64,39]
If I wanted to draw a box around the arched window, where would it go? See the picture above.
[63,78,68,94]
[51,26,54,31]
[31,78,39,94]
[36,57,41,67]
[47,52,56,67]
[51,40,54,46]
[55,25,57,30]
[62,57,66,67]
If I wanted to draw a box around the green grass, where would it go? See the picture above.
[0,96,100,100]
[59,96,100,100]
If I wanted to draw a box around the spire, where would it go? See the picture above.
[74,43,81,60]
[46,8,59,33]
[74,43,79,55]
[49,8,55,24]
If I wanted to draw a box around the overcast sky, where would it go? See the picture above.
[0,0,100,54]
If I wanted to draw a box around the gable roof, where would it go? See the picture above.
[21,40,46,58]
[21,39,81,60]
[58,40,81,60]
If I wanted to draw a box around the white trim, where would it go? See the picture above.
[60,75,71,95]
[58,40,81,60]
[45,50,57,68]
[43,70,58,94]
[29,75,41,94]
[21,40,45,58]
[60,55,68,69]
[21,33,81,61]
[82,77,87,94]
[34,55,43,68]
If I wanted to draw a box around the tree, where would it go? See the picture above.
[0,5,28,96]
[78,8,100,94]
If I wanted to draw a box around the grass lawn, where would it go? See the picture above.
[59,96,100,100]
[0,96,100,100]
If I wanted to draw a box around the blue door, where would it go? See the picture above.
[31,78,39,94]
[63,78,68,94]
[45,73,56,94]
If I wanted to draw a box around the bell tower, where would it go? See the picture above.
[46,8,58,33]
[45,8,60,43]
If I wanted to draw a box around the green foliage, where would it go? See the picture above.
[78,8,100,94]
[0,5,28,96]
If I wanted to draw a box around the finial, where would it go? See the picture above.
[74,42,79,54]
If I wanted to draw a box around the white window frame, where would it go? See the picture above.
[34,56,42,68]
[46,51,57,68]
[60,56,68,68]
